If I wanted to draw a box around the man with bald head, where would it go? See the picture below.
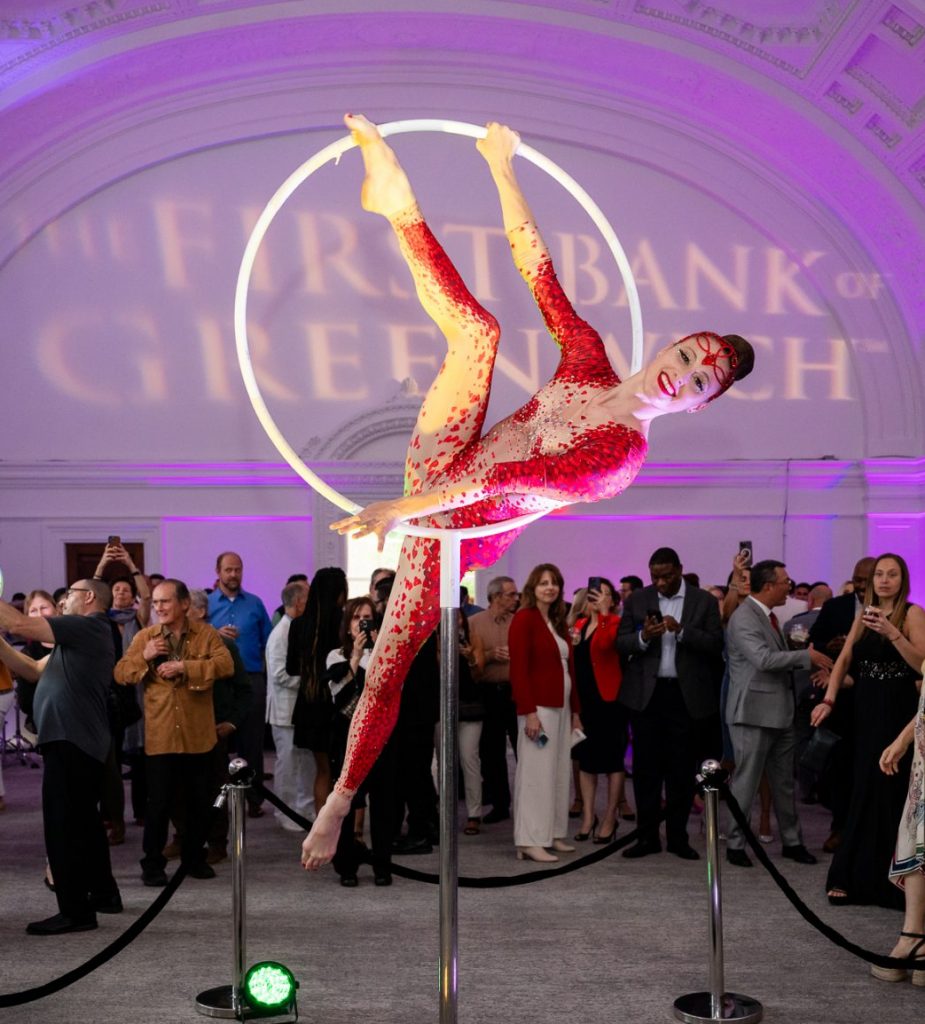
[0,579,121,934]
[808,556,875,851]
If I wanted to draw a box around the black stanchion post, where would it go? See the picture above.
[196,757,254,1019]
[674,760,763,1024]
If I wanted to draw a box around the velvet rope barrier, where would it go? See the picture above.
[720,779,923,971]
[0,864,188,1008]
[254,778,650,886]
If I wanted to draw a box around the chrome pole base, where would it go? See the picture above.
[195,984,238,1018]
[673,991,763,1023]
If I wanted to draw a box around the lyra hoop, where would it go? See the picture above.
[234,119,644,541]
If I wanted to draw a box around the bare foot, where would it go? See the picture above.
[344,113,415,218]
[300,791,352,870]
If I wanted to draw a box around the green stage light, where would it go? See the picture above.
[243,961,298,1016]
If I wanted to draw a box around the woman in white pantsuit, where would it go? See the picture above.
[511,564,582,862]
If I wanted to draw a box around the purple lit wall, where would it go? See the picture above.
[0,3,923,603]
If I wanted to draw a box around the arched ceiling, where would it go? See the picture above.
[2,2,923,288]
[1,0,923,457]
[3,1,923,178]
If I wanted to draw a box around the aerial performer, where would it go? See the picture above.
[301,113,754,869]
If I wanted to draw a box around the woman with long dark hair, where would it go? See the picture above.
[510,563,581,862]
[812,553,925,907]
[324,596,395,886]
[287,567,348,813]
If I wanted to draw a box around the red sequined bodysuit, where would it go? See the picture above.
[335,214,648,795]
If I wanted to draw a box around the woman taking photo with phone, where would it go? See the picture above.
[571,576,628,844]
[811,553,925,907]
[324,596,394,887]
[510,563,581,863]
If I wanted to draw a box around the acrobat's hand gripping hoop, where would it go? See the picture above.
[233,119,644,560]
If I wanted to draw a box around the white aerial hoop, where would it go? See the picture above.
[233,118,644,544]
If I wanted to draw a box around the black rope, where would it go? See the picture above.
[256,778,653,886]
[384,826,639,886]
[0,864,188,1008]
[256,780,314,830]
[720,780,922,971]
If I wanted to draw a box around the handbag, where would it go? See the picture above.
[799,726,840,775]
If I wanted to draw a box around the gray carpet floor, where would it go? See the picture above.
[0,750,919,1023]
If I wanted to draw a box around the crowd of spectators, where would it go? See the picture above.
[0,539,923,975]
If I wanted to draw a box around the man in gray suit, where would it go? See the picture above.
[618,547,725,860]
[725,560,832,867]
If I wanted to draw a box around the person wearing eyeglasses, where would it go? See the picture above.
[0,580,122,934]
[115,578,233,887]
[724,560,833,868]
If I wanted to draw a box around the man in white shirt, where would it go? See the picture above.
[266,580,313,831]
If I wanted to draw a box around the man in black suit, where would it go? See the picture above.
[617,547,724,860]
[808,555,874,851]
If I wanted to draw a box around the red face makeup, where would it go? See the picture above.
[688,332,738,396]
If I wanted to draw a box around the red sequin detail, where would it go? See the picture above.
[335,221,648,796]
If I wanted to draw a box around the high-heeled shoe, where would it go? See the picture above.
[551,839,575,853]
[618,800,635,821]
[593,821,618,845]
[870,932,925,983]
[574,815,598,841]
[515,846,558,863]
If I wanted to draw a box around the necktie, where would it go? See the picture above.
[769,612,782,636]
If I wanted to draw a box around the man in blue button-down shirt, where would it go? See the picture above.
[208,551,272,814]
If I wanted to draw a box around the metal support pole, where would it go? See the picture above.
[230,768,248,1016]
[673,760,762,1024]
[438,534,461,1024]
[196,758,253,1019]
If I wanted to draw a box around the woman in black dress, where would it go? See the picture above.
[572,577,629,844]
[288,567,348,814]
[812,553,925,907]
[325,596,395,887]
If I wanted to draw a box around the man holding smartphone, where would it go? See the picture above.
[617,547,725,860]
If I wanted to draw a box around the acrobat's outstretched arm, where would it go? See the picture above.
[331,426,647,549]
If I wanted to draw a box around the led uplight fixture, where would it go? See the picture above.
[242,961,298,1019]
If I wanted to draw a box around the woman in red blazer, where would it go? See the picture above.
[510,563,582,863]
[570,577,629,844]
